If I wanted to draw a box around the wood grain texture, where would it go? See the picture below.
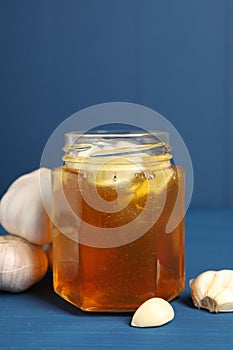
[0,209,233,349]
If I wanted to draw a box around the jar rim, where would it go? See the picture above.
[64,130,169,146]
[63,130,172,164]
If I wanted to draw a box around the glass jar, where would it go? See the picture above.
[52,131,185,312]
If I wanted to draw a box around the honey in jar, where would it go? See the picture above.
[52,131,185,312]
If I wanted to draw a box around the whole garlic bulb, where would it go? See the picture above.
[0,168,52,245]
[0,235,48,292]
[190,269,233,312]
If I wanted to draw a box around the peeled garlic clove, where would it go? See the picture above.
[131,297,175,328]
[190,269,233,312]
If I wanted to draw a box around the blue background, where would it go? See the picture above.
[1,3,233,349]
[0,0,233,207]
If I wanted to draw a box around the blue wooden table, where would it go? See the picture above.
[1,208,233,350]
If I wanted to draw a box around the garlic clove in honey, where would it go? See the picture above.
[131,297,175,327]
[190,269,233,312]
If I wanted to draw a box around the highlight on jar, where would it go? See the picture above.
[51,130,186,312]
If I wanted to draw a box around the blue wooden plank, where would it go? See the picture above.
[1,209,233,349]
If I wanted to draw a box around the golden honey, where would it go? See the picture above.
[52,132,185,312]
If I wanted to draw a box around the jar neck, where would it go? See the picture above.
[62,131,172,169]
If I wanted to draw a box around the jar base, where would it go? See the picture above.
[54,285,185,313]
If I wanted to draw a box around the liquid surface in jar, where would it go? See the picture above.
[53,162,185,312]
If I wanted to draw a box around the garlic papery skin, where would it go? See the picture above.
[131,297,175,328]
[0,235,48,292]
[0,168,52,245]
[190,270,233,312]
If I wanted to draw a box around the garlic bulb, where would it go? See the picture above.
[0,235,48,292]
[131,297,175,327]
[190,269,233,312]
[0,168,52,245]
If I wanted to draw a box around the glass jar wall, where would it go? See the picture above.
[52,131,185,312]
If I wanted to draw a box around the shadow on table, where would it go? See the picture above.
[30,272,133,320]
[175,291,195,309]
[29,271,82,316]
